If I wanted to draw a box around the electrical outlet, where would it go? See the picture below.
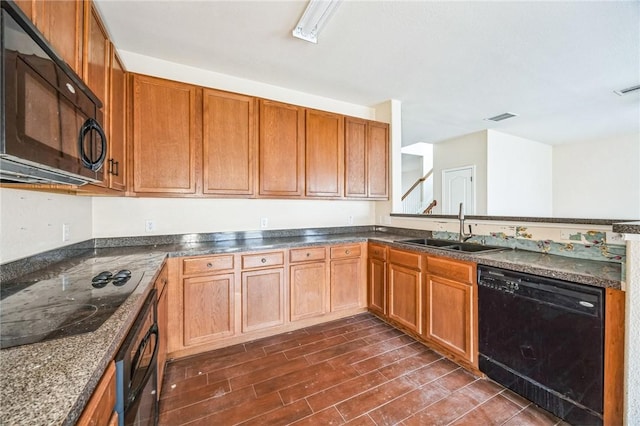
[606,231,626,245]
[348,215,354,225]
[260,217,268,228]
[145,220,156,232]
[62,223,70,242]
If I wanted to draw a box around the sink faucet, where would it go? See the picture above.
[458,202,473,242]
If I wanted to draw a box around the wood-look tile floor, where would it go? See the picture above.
[159,313,564,426]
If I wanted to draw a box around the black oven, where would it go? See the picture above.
[1,0,106,185]
[115,290,159,426]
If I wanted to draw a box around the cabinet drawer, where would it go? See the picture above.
[242,251,285,269]
[368,244,387,260]
[330,244,361,259]
[290,247,326,263]
[427,256,475,285]
[389,249,422,270]
[182,255,234,275]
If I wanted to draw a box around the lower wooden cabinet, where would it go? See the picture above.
[366,245,478,370]
[330,244,366,312]
[77,361,117,426]
[183,273,235,346]
[367,243,387,316]
[242,267,285,332]
[167,244,367,358]
[289,247,328,321]
[388,248,423,334]
[424,256,477,368]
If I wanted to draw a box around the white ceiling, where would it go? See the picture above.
[94,0,640,147]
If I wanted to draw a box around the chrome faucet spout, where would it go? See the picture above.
[458,202,473,242]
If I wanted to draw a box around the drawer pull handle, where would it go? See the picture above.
[261,258,267,263]
[345,250,351,255]
[206,262,213,268]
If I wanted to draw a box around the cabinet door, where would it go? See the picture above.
[83,2,109,107]
[183,273,235,347]
[426,274,474,363]
[367,121,389,199]
[34,0,83,76]
[106,48,126,191]
[368,257,386,316]
[242,268,285,332]
[388,264,422,334]
[77,361,116,425]
[344,117,367,198]
[259,100,305,197]
[155,266,168,396]
[132,75,200,194]
[203,89,257,195]
[290,262,327,321]
[330,257,362,311]
[305,109,344,197]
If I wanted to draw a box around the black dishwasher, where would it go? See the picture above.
[477,266,604,425]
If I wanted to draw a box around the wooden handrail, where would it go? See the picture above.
[401,169,433,201]
[422,200,437,214]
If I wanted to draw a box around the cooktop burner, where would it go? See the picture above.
[0,258,145,349]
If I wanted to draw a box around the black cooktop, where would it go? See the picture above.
[0,258,145,349]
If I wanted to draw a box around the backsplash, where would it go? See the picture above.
[433,227,626,264]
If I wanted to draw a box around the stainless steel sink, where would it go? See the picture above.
[395,238,507,253]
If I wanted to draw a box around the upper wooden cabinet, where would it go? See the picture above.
[33,0,84,77]
[259,100,305,197]
[203,89,257,196]
[82,1,109,107]
[345,117,389,199]
[105,48,126,191]
[305,109,344,198]
[131,74,201,194]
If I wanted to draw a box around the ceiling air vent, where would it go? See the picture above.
[484,112,518,122]
[614,84,640,96]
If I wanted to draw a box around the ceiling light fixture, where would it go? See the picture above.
[614,84,640,96]
[292,0,342,44]
[484,112,518,122]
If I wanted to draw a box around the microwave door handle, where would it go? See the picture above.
[78,118,107,171]
[128,324,159,405]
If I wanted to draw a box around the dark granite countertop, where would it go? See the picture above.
[0,226,624,425]
[613,221,640,235]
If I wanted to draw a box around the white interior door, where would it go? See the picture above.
[442,166,475,214]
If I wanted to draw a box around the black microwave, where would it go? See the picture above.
[1,0,107,185]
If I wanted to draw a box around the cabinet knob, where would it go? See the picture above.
[306,253,310,257]
[206,262,213,268]
[261,258,267,263]
[345,250,351,255]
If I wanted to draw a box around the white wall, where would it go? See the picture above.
[487,130,553,216]
[92,197,375,237]
[433,131,488,215]
[120,50,376,120]
[553,133,640,219]
[0,189,92,263]
[625,236,640,424]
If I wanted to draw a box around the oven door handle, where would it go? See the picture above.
[128,323,159,405]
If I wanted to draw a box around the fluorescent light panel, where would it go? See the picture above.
[292,0,342,44]
[484,112,518,122]
[614,84,640,96]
